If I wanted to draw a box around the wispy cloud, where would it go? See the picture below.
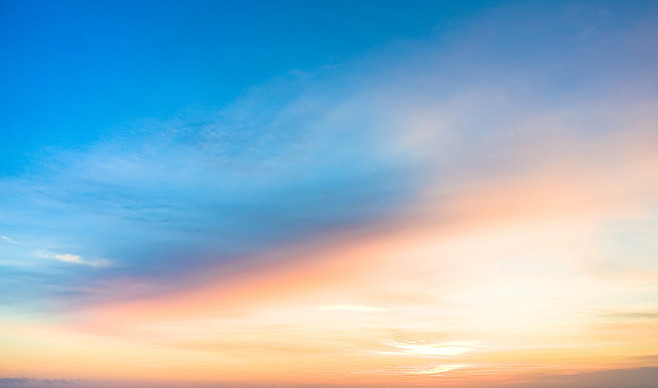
[385,342,472,357]
[321,304,387,312]
[406,364,466,374]
[1,235,18,244]
[35,251,111,268]
[604,311,658,320]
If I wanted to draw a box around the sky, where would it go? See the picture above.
[1,1,657,387]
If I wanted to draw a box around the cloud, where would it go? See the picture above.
[0,378,33,384]
[35,251,111,268]
[385,342,472,357]
[321,304,386,312]
[522,367,658,388]
[1,235,18,244]
[53,254,110,268]
[605,311,658,320]
[634,354,658,360]
[0,379,81,387]
[406,364,466,374]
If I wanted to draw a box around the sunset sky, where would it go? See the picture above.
[1,1,658,387]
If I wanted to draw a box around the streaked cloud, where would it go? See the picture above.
[1,235,18,244]
[407,364,466,374]
[321,304,387,312]
[386,342,472,357]
[35,251,111,268]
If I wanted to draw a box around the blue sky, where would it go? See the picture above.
[0,0,489,173]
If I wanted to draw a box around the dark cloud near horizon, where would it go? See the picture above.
[4,367,658,388]
[0,378,80,386]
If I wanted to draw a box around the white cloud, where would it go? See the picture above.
[386,342,472,356]
[36,251,111,268]
[321,304,387,312]
[1,235,18,244]
[408,364,466,374]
